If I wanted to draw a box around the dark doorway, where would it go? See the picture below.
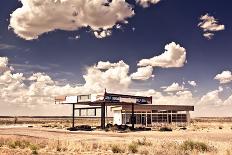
[142,114,146,126]
[147,114,151,125]
[168,114,172,124]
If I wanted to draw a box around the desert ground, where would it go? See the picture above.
[0,117,232,155]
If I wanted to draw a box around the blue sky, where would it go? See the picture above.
[0,0,232,116]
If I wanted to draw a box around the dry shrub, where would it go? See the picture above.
[111,144,125,153]
[128,142,138,153]
[137,137,152,146]
[180,140,213,153]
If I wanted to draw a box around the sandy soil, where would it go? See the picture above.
[0,126,231,143]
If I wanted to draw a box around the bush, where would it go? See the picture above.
[31,149,38,155]
[137,137,152,146]
[128,142,138,153]
[29,144,38,151]
[159,127,172,132]
[180,140,210,152]
[111,144,124,153]
[8,141,17,149]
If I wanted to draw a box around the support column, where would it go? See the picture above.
[101,102,106,129]
[72,103,75,128]
[186,111,190,125]
[131,103,135,130]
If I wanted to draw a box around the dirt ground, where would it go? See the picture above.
[0,126,232,143]
[0,121,232,154]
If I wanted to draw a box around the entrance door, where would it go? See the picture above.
[113,110,122,125]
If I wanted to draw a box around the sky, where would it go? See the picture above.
[0,0,232,117]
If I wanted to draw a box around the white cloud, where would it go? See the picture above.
[198,87,223,106]
[198,13,225,39]
[94,30,112,39]
[9,0,134,40]
[0,57,9,72]
[138,42,186,68]
[135,89,195,105]
[0,57,132,111]
[83,60,131,92]
[130,66,154,80]
[162,82,185,92]
[116,24,122,29]
[96,60,127,70]
[203,32,214,40]
[214,71,232,84]
[224,95,232,105]
[136,0,160,8]
[1,56,232,116]
[188,80,197,87]
[28,72,54,84]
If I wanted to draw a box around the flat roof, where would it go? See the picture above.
[118,104,194,111]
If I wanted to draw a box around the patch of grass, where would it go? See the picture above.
[8,141,17,149]
[29,143,38,151]
[0,138,4,147]
[137,137,152,146]
[29,143,39,155]
[111,144,124,153]
[7,140,36,150]
[128,142,138,153]
[56,139,62,152]
[180,140,211,152]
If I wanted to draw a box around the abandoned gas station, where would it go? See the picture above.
[55,91,194,129]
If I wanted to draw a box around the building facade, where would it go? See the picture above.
[55,93,194,127]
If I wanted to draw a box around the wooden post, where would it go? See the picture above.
[101,102,106,129]
[72,103,75,128]
[131,103,135,130]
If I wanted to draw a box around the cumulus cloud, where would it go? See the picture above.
[135,89,195,105]
[1,56,232,116]
[223,95,232,105]
[198,87,223,106]
[198,13,225,39]
[9,0,134,40]
[130,66,154,80]
[188,80,197,87]
[0,57,13,72]
[214,71,232,84]
[0,57,132,111]
[84,60,131,92]
[136,0,160,8]
[138,42,186,68]
[162,82,185,92]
